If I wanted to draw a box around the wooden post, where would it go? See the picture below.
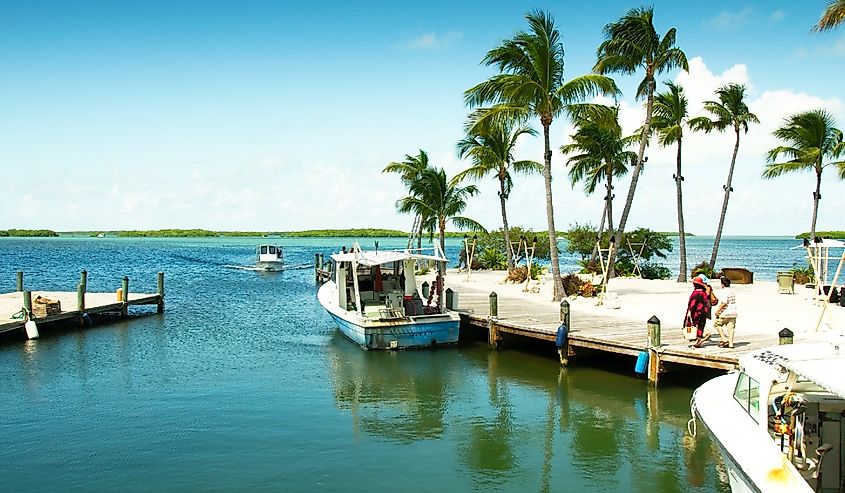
[647,315,661,348]
[77,282,85,312]
[559,299,570,325]
[16,271,23,292]
[779,328,794,345]
[558,300,570,366]
[157,271,165,313]
[80,270,87,290]
[23,290,32,318]
[489,291,498,318]
[121,276,129,317]
[488,291,499,348]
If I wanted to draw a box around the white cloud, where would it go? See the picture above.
[704,7,755,30]
[401,31,462,50]
[770,10,785,22]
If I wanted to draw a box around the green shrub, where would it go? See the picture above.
[691,261,716,279]
[561,273,583,297]
[478,248,507,270]
[790,263,814,284]
[640,262,671,280]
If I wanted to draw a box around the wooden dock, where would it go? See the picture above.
[315,262,794,383]
[1,271,164,338]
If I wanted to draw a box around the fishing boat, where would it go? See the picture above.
[692,342,845,492]
[255,244,284,271]
[317,242,460,349]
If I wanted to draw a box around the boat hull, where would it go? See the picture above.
[318,282,459,349]
[693,374,813,493]
[255,260,284,271]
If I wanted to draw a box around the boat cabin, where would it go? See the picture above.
[736,345,845,491]
[255,244,284,271]
[330,248,447,320]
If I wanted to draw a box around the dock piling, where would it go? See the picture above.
[23,290,32,318]
[489,291,498,318]
[16,271,23,292]
[77,282,85,312]
[779,328,794,345]
[488,291,499,348]
[558,300,571,366]
[121,277,129,317]
[647,316,662,384]
[157,272,165,313]
[80,270,87,290]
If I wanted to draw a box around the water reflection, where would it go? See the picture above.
[326,333,452,443]
[326,339,729,492]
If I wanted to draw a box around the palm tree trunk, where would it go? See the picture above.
[811,169,822,241]
[499,177,514,270]
[438,217,447,311]
[542,120,565,301]
[708,128,740,269]
[675,139,687,282]
[606,172,615,243]
[589,201,607,267]
[609,76,655,278]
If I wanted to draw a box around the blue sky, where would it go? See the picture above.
[1,1,844,235]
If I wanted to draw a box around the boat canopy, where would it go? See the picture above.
[330,249,446,267]
[740,343,845,399]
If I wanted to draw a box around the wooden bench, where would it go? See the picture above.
[721,267,754,284]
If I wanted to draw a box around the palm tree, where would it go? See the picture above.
[688,83,759,269]
[399,167,486,309]
[465,9,619,301]
[815,0,845,31]
[384,151,431,249]
[650,81,690,282]
[764,109,845,241]
[454,117,542,270]
[594,6,688,277]
[560,105,636,267]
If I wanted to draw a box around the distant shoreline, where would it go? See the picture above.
[0,228,823,239]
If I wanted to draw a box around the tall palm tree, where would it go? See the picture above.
[594,6,688,277]
[465,9,619,301]
[454,117,542,270]
[384,151,431,249]
[688,83,759,269]
[650,81,690,282]
[399,167,485,308]
[815,0,845,31]
[560,105,636,267]
[764,110,845,241]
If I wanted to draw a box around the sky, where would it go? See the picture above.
[1,1,844,236]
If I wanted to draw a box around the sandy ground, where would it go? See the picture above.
[430,269,844,340]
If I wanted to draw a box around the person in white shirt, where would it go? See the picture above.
[714,277,737,348]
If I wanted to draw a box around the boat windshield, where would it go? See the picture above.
[268,246,276,255]
[733,371,761,423]
[261,246,268,254]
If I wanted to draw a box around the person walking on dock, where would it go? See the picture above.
[714,277,737,348]
[685,275,712,348]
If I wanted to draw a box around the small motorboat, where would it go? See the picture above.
[256,244,284,271]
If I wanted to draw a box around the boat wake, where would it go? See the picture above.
[224,263,313,272]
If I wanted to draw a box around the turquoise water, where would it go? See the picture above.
[0,236,794,491]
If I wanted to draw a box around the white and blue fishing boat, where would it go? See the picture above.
[317,242,460,350]
[255,244,284,271]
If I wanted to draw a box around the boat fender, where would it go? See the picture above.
[24,320,39,340]
[555,323,568,348]
[82,313,93,327]
[635,351,649,375]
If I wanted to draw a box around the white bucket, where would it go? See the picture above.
[24,320,39,340]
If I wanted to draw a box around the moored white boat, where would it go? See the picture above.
[255,244,284,271]
[317,242,460,350]
[692,342,845,493]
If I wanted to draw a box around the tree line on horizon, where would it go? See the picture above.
[384,4,845,301]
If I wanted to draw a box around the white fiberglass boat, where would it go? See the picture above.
[317,242,460,350]
[692,342,845,492]
[255,244,284,271]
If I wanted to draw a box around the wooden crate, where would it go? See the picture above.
[32,297,61,317]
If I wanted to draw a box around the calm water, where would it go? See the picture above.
[0,235,799,492]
